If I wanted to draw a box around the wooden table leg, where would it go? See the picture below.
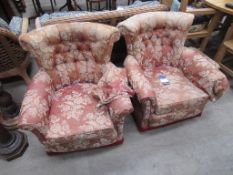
[50,0,54,12]
[34,0,44,14]
[215,23,233,63]
[111,0,116,10]
[200,11,223,51]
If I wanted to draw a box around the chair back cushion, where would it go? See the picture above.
[19,22,120,89]
[118,12,194,69]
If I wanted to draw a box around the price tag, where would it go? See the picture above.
[159,74,170,85]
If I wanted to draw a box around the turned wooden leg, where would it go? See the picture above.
[0,123,28,161]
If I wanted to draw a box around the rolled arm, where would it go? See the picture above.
[19,70,54,136]
[93,62,134,117]
[179,47,229,101]
[124,55,156,102]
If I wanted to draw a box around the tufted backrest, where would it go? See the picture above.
[118,12,194,69]
[19,22,120,90]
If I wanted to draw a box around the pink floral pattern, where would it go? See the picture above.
[179,47,229,101]
[19,22,120,90]
[119,12,229,130]
[19,22,133,153]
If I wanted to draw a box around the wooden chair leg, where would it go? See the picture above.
[86,0,89,11]
[200,11,223,51]
[98,2,101,11]
[90,1,93,11]
[215,44,227,63]
[106,0,108,10]
[18,69,31,85]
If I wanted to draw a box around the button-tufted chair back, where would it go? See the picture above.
[19,22,120,90]
[118,12,194,70]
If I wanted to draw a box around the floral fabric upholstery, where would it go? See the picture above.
[19,22,120,90]
[19,22,133,153]
[119,12,229,130]
[46,83,118,152]
[179,47,229,101]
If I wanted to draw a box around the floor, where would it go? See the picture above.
[1,1,233,175]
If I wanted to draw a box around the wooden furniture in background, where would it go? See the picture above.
[215,23,233,77]
[36,3,168,27]
[0,18,31,85]
[205,0,233,16]
[128,0,135,5]
[160,0,219,51]
[59,0,82,11]
[0,86,20,130]
[205,0,233,35]
[0,85,28,161]
[0,123,28,161]
[0,1,18,22]
[205,0,233,76]
[86,0,109,11]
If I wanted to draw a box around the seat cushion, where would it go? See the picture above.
[144,65,209,115]
[46,83,117,146]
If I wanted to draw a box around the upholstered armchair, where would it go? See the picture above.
[118,12,229,131]
[18,22,134,153]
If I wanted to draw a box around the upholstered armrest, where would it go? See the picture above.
[124,55,156,102]
[93,63,134,140]
[93,62,134,115]
[179,47,229,101]
[19,70,54,135]
[104,63,134,117]
[108,96,133,117]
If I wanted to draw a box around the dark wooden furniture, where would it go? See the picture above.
[215,23,233,77]
[0,18,31,85]
[0,87,19,130]
[59,0,82,11]
[86,0,109,11]
[0,86,28,161]
[128,0,135,5]
[0,123,28,161]
[0,1,18,22]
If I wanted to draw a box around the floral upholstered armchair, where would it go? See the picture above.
[18,22,134,153]
[118,12,229,131]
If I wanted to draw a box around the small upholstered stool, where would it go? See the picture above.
[86,0,108,11]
